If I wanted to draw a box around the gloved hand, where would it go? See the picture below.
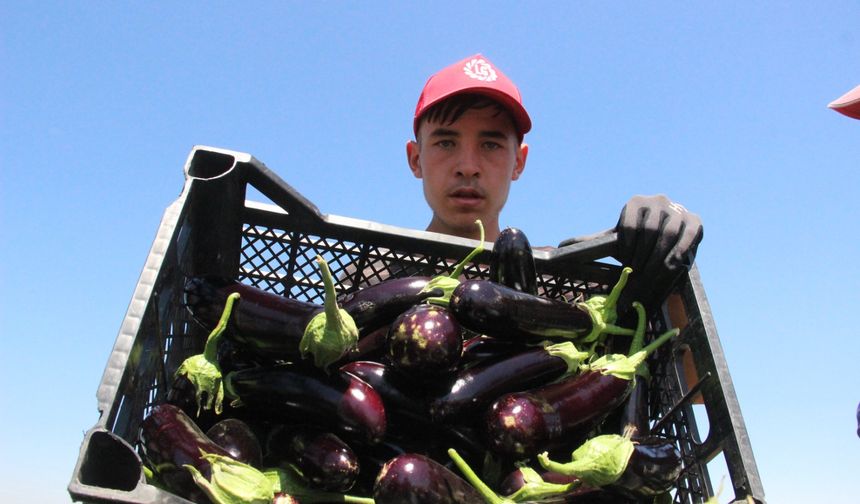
[615,194,703,311]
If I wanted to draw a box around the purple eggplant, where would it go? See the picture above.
[339,276,436,335]
[609,436,682,498]
[205,418,263,468]
[224,363,387,444]
[485,329,677,457]
[429,341,587,423]
[489,227,538,295]
[184,256,359,369]
[387,303,463,381]
[184,275,321,360]
[459,334,528,368]
[280,426,360,493]
[373,453,483,504]
[339,360,428,419]
[449,280,593,342]
[336,325,390,365]
[138,403,232,503]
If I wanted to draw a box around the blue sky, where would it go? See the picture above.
[2,2,858,502]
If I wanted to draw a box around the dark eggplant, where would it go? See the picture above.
[485,329,677,457]
[205,418,263,468]
[609,436,682,498]
[449,280,592,342]
[139,404,230,503]
[386,303,463,381]
[339,360,429,419]
[459,334,528,368]
[216,336,267,374]
[280,426,360,493]
[373,453,483,504]
[184,275,321,360]
[429,341,587,423]
[489,227,538,295]
[336,325,390,365]
[273,493,302,504]
[617,376,650,438]
[184,256,358,369]
[224,363,387,444]
[485,371,629,457]
[339,276,435,335]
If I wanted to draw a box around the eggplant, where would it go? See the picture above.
[139,404,231,503]
[485,371,630,457]
[205,418,263,468]
[459,334,528,368]
[279,426,360,493]
[184,275,321,360]
[373,453,483,504]
[617,376,650,438]
[489,227,538,295]
[386,303,463,382]
[609,436,682,498]
[273,493,302,504]
[184,256,359,369]
[224,363,387,444]
[449,280,592,342]
[339,360,429,419]
[429,341,587,423]
[215,336,267,374]
[338,276,436,335]
[485,329,677,457]
[336,325,389,365]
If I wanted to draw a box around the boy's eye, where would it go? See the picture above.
[483,141,502,150]
[435,139,455,148]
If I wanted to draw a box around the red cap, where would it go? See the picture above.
[828,84,860,120]
[413,54,531,138]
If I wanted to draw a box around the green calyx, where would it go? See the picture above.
[537,433,636,488]
[576,267,636,344]
[544,341,591,377]
[263,466,375,503]
[421,220,485,306]
[300,256,359,370]
[184,451,275,504]
[586,325,679,380]
[175,292,240,415]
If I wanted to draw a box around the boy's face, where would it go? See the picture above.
[407,105,528,241]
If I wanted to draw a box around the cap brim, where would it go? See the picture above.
[415,87,532,137]
[828,84,860,120]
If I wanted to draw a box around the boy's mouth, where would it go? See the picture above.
[448,187,484,207]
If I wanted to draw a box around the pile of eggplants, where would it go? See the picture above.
[138,226,684,504]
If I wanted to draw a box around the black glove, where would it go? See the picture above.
[615,194,703,310]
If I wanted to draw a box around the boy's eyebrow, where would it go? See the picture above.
[428,128,508,139]
[428,127,460,138]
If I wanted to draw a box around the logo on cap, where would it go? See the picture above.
[463,58,497,82]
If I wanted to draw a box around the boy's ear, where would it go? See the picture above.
[407,140,422,178]
[512,143,528,181]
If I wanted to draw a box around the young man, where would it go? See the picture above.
[408,54,704,308]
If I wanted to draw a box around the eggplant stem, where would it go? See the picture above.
[318,256,340,321]
[627,327,680,372]
[447,448,509,504]
[202,292,240,363]
[605,267,632,309]
[629,301,647,355]
[449,220,485,279]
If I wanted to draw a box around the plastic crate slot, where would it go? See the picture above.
[186,149,237,180]
[78,430,141,492]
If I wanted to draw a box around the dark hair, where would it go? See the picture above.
[418,93,521,142]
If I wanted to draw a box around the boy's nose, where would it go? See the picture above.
[455,146,481,178]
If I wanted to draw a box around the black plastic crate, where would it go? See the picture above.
[69,146,765,504]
